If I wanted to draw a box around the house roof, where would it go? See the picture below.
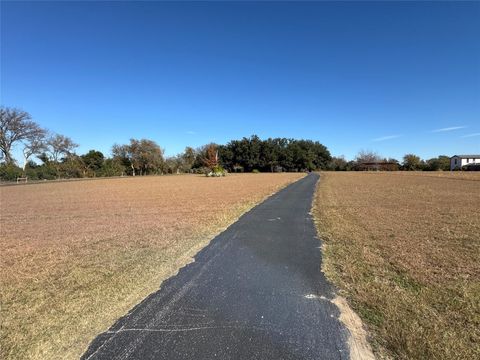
[451,155,480,159]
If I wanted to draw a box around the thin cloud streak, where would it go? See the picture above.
[372,135,402,142]
[186,131,196,135]
[460,132,480,138]
[432,126,466,133]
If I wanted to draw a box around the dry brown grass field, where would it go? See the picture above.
[314,171,480,359]
[0,173,304,359]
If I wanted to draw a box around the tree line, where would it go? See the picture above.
[216,135,331,172]
[0,106,462,181]
[0,107,334,181]
[329,151,452,171]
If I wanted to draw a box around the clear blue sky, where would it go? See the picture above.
[1,1,479,161]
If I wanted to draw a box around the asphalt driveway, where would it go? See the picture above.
[83,173,349,360]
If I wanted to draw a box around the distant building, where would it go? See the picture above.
[450,155,480,170]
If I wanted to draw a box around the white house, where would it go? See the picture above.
[450,155,480,170]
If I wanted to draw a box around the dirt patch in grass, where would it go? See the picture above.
[0,173,304,359]
[314,171,480,359]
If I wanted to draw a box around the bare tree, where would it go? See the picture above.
[355,150,381,163]
[43,134,78,177]
[22,130,47,171]
[0,107,45,164]
[46,134,78,162]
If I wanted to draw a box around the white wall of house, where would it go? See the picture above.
[450,156,480,170]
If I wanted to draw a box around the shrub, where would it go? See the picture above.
[98,159,125,177]
[34,165,57,180]
[0,163,23,181]
[206,165,226,177]
[252,169,260,173]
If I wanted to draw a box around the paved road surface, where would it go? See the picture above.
[83,173,349,360]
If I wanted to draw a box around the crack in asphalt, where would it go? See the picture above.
[82,173,350,360]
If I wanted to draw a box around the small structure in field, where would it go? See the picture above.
[450,155,480,170]
[16,176,28,184]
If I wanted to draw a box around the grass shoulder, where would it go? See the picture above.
[313,171,480,359]
[0,173,304,359]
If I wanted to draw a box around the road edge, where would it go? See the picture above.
[81,173,307,358]
[311,172,375,360]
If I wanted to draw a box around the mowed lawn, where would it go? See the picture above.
[314,172,480,359]
[0,173,304,359]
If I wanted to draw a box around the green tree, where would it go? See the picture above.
[112,139,164,176]
[328,156,348,171]
[59,154,84,178]
[403,154,424,171]
[425,155,450,171]
[246,135,262,171]
[218,145,235,171]
[81,150,105,176]
[99,158,125,177]
[0,163,23,181]
[181,146,196,172]
[207,135,331,173]
[260,138,278,172]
